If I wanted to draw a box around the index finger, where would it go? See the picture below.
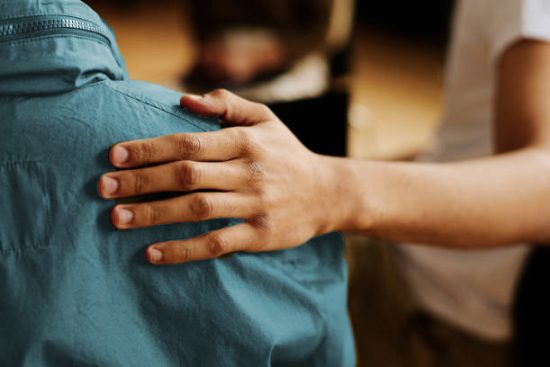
[181,89,276,126]
[110,128,244,168]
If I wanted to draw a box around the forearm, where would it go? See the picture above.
[100,39,550,264]
[329,148,550,248]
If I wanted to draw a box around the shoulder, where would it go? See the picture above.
[0,80,220,167]
[0,79,224,253]
[98,80,219,133]
[0,80,222,218]
[482,0,550,62]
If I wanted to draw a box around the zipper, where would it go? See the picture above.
[0,15,111,46]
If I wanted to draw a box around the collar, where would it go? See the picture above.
[0,0,127,96]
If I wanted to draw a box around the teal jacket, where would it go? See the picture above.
[0,1,354,366]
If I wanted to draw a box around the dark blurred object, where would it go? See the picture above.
[183,28,291,89]
[514,246,550,366]
[270,90,349,157]
[357,0,454,46]
[185,0,333,63]
[182,0,337,90]
[183,0,355,157]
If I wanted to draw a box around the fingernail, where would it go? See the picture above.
[101,176,119,196]
[147,247,163,263]
[112,146,129,164]
[116,208,134,225]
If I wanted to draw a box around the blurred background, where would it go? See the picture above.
[85,1,455,365]
[86,0,452,161]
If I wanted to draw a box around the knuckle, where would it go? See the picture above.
[210,88,230,99]
[134,142,156,162]
[177,161,200,190]
[209,89,232,119]
[236,128,257,155]
[227,128,243,150]
[190,194,214,220]
[232,127,246,142]
[245,160,265,183]
[174,134,202,158]
[141,203,162,225]
[250,215,272,234]
[207,233,229,257]
[131,171,150,194]
[173,245,193,262]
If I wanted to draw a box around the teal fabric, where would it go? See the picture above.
[0,1,354,366]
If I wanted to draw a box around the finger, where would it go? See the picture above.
[111,192,256,229]
[99,160,249,199]
[180,89,275,126]
[146,223,260,265]
[110,128,245,168]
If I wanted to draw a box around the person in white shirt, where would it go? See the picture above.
[398,0,550,350]
[96,0,550,365]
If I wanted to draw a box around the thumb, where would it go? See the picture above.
[180,89,275,127]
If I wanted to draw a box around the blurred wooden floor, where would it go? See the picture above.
[96,2,444,160]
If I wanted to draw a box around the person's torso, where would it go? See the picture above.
[397,0,533,341]
[0,2,354,365]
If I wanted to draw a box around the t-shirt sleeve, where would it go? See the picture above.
[488,0,550,63]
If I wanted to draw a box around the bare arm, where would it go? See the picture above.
[98,40,550,264]
[340,40,550,248]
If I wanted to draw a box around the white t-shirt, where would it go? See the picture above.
[396,0,550,341]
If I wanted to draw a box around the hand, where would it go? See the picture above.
[98,90,351,265]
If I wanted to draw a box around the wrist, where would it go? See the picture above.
[314,156,373,234]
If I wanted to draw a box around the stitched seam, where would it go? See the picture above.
[100,83,210,132]
[2,33,111,47]
[0,13,100,24]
